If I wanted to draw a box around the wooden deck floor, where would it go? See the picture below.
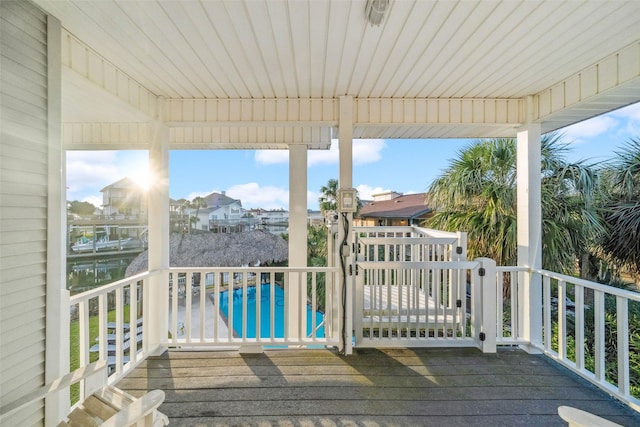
[116,347,640,427]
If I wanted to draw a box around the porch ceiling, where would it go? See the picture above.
[35,0,640,149]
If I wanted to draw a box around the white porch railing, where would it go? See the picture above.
[164,267,340,348]
[68,271,156,397]
[353,259,496,352]
[495,266,528,345]
[65,226,640,413]
[353,226,467,263]
[351,226,497,351]
[532,268,640,412]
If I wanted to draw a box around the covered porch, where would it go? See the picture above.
[2,1,640,426]
[117,347,640,426]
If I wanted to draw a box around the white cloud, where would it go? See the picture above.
[610,102,640,121]
[353,139,386,165]
[66,151,120,198]
[356,184,391,200]
[309,139,386,166]
[66,150,151,202]
[563,115,619,142]
[612,102,640,136]
[307,190,324,210]
[254,150,289,165]
[226,183,289,210]
[254,139,386,167]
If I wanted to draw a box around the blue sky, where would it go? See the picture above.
[67,102,640,211]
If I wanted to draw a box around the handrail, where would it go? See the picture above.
[530,268,640,411]
[533,268,640,302]
[165,266,340,348]
[0,361,107,420]
[70,271,156,303]
[169,266,337,274]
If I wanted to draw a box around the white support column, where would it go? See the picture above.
[44,15,69,427]
[287,144,308,342]
[516,123,543,352]
[338,96,354,354]
[145,98,170,355]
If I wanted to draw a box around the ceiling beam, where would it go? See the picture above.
[533,41,640,132]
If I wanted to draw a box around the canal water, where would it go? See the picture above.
[66,254,138,296]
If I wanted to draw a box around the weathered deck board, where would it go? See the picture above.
[116,347,640,427]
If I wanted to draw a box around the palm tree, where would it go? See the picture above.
[319,179,339,214]
[599,138,640,277]
[426,133,600,276]
[186,196,207,232]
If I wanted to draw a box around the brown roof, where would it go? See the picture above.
[357,193,432,219]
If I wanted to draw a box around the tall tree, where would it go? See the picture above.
[319,179,339,214]
[68,200,97,216]
[426,133,600,275]
[187,196,208,232]
[599,138,640,277]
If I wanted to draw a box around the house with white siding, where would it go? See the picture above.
[2,1,640,425]
[100,177,147,219]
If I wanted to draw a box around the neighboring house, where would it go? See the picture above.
[354,192,432,227]
[258,209,289,224]
[307,210,324,226]
[100,177,147,219]
[192,191,243,231]
[170,198,189,233]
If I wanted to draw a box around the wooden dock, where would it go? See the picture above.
[116,347,640,426]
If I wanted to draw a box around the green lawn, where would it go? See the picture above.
[69,305,131,403]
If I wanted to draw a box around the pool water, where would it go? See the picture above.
[217,284,325,338]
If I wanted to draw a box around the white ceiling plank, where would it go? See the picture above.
[225,0,278,98]
[412,1,490,98]
[76,0,195,97]
[493,1,638,97]
[456,0,582,98]
[429,0,526,98]
[288,0,311,98]
[30,0,640,143]
[242,0,287,98]
[308,0,331,97]
[322,1,353,98]
[390,1,459,98]
[262,0,298,98]
[357,0,417,98]
[156,2,228,98]
[179,1,244,98]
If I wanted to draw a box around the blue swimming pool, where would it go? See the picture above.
[217,284,325,338]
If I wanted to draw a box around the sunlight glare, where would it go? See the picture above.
[129,163,151,191]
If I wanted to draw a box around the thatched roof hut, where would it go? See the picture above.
[125,230,288,276]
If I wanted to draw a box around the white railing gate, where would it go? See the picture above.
[351,227,496,352]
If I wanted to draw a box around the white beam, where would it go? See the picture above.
[170,126,332,149]
[535,41,640,132]
[516,123,542,352]
[61,30,157,122]
[62,123,153,149]
[164,97,523,128]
